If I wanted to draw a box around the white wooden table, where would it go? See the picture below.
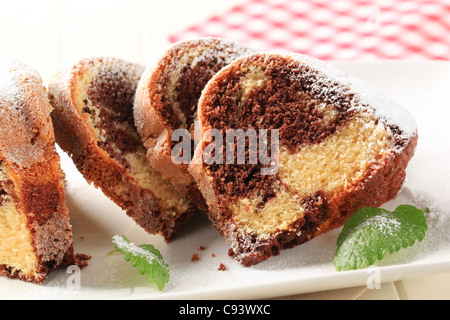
[1,0,449,300]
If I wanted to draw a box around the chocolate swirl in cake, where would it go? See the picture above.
[190,52,418,266]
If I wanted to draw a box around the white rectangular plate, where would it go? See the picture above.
[1,61,450,300]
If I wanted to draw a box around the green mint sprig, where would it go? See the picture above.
[334,205,428,271]
[112,235,170,291]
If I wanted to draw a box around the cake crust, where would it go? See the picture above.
[189,52,418,266]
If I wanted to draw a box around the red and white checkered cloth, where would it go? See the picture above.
[169,0,450,60]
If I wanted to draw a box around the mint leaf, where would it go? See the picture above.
[112,235,170,291]
[334,205,428,271]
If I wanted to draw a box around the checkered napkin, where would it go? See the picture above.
[169,0,450,60]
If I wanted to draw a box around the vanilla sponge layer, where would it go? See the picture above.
[0,167,38,277]
[231,113,393,239]
[279,114,393,196]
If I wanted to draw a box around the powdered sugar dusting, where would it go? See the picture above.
[0,60,36,106]
[368,213,402,234]
[112,235,164,268]
[188,37,256,67]
[166,37,255,67]
[286,52,418,140]
[0,59,51,166]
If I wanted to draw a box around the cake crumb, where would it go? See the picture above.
[198,245,206,251]
[211,253,216,258]
[191,253,200,262]
[218,263,228,271]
